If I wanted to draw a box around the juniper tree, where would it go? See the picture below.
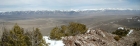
[32,28,48,46]
[1,24,30,46]
[0,24,48,46]
[50,22,87,40]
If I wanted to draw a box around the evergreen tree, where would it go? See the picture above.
[50,27,63,40]
[24,31,32,46]
[0,39,1,46]
[61,25,67,33]
[1,29,10,46]
[1,24,29,46]
[32,28,48,46]
[68,22,87,35]
[112,29,129,38]
[0,24,48,46]
[50,22,87,40]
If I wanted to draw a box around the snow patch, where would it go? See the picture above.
[138,19,140,22]
[43,36,64,46]
[127,30,133,36]
[127,18,132,19]
[101,32,106,37]
[118,27,124,30]
[86,28,91,33]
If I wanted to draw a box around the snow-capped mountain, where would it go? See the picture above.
[0,9,140,19]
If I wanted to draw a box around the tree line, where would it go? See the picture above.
[0,22,88,46]
[0,24,48,46]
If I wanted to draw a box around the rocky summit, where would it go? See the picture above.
[62,29,136,46]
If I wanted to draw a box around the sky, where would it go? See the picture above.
[0,0,140,11]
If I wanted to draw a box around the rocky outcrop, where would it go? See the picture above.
[62,29,133,46]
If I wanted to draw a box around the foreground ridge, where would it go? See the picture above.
[63,29,133,46]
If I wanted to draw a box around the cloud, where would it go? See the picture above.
[0,0,139,11]
[0,0,122,5]
[0,0,42,5]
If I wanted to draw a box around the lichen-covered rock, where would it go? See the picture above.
[63,29,133,46]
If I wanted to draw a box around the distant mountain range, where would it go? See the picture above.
[0,9,140,19]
